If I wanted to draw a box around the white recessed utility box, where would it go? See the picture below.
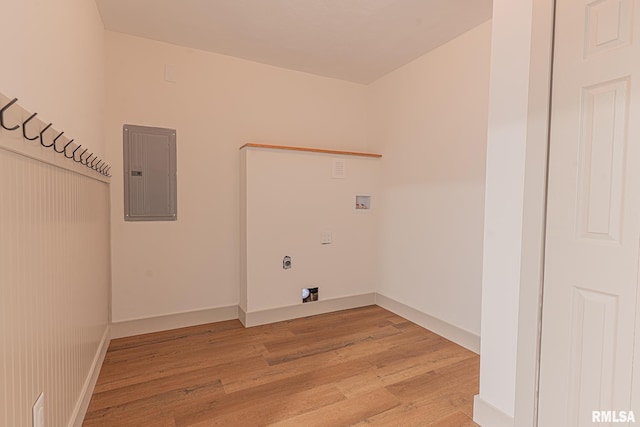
[355,195,371,211]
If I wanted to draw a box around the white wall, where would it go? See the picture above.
[478,0,532,416]
[0,2,109,425]
[475,1,554,426]
[0,0,105,157]
[105,32,370,323]
[513,1,554,426]
[241,146,380,317]
[367,21,492,339]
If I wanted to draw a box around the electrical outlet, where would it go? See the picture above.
[32,393,44,427]
[321,231,332,245]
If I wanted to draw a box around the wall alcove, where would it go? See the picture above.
[239,143,382,326]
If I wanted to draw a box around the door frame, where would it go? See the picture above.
[513,0,555,426]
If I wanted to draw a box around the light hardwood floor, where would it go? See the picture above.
[83,306,479,426]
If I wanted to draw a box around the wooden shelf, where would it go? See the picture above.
[240,143,382,158]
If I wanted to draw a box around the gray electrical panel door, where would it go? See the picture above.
[123,125,177,221]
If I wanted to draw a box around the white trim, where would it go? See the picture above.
[0,138,111,184]
[113,295,477,352]
[238,307,247,326]
[111,305,239,338]
[69,326,110,427]
[0,93,110,183]
[473,395,514,427]
[241,293,376,327]
[514,1,555,426]
[0,134,110,184]
[375,294,480,354]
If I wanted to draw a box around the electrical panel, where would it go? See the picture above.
[123,124,177,221]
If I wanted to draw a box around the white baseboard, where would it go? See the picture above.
[473,395,514,427]
[374,293,480,354]
[109,296,478,353]
[238,306,247,325]
[69,326,110,427]
[109,297,478,351]
[240,293,376,327]
[111,305,239,339]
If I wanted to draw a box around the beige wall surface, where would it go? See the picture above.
[0,0,106,157]
[105,32,370,322]
[367,21,492,337]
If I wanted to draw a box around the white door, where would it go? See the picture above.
[538,0,640,425]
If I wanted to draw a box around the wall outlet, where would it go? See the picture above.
[283,256,292,269]
[32,393,44,427]
[164,64,177,82]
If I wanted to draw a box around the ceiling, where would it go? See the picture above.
[95,0,492,84]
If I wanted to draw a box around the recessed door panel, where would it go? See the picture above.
[538,0,640,425]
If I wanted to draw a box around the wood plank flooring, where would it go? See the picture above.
[83,306,479,426]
